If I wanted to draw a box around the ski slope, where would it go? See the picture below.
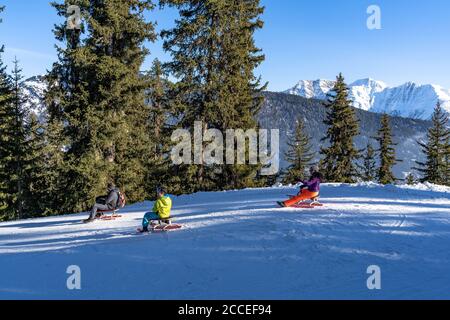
[0,183,449,300]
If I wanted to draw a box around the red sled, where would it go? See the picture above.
[152,224,183,232]
[292,203,324,209]
[137,224,182,234]
[151,218,182,232]
[137,217,183,233]
[99,214,123,221]
[97,192,127,221]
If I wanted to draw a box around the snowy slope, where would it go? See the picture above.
[285,79,450,119]
[349,78,388,111]
[1,184,450,300]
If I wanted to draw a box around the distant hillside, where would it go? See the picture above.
[259,92,432,178]
[19,75,431,179]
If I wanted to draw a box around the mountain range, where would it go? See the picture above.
[19,75,433,178]
[285,78,450,120]
[259,92,430,178]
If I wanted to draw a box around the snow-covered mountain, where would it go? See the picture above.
[23,75,450,121]
[260,92,432,178]
[285,78,450,120]
[19,76,433,177]
[20,75,47,121]
[285,79,336,101]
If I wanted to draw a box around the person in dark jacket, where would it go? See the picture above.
[278,167,323,207]
[83,183,120,223]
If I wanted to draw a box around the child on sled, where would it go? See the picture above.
[138,187,172,233]
[278,166,323,208]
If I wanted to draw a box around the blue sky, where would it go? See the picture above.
[0,0,449,90]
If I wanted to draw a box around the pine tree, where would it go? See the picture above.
[161,0,266,192]
[406,173,416,185]
[320,73,360,183]
[0,58,28,220]
[38,117,67,215]
[22,113,45,216]
[445,136,450,185]
[359,142,377,182]
[21,112,66,217]
[0,5,13,218]
[10,58,28,218]
[375,114,400,185]
[416,102,450,185]
[144,59,175,196]
[47,1,157,213]
[282,118,315,184]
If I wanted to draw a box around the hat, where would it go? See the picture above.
[156,186,166,194]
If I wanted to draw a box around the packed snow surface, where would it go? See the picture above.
[0,183,449,299]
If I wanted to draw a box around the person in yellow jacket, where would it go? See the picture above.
[140,187,172,233]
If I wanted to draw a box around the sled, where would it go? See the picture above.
[137,217,183,234]
[278,193,323,209]
[136,224,183,233]
[151,217,182,232]
[96,192,127,221]
[81,212,123,223]
[99,213,123,221]
[292,202,324,209]
[152,224,183,232]
[289,193,323,207]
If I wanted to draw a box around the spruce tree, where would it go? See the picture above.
[406,173,416,185]
[375,114,400,185]
[0,5,13,218]
[22,113,45,217]
[416,102,450,185]
[21,112,67,217]
[37,117,67,215]
[282,118,315,184]
[161,0,266,192]
[10,58,28,218]
[359,142,377,182]
[47,1,157,212]
[0,58,28,220]
[445,136,450,185]
[320,73,360,183]
[144,59,175,196]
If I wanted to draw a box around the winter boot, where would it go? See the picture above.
[83,218,95,224]
[137,227,149,233]
[277,201,286,208]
